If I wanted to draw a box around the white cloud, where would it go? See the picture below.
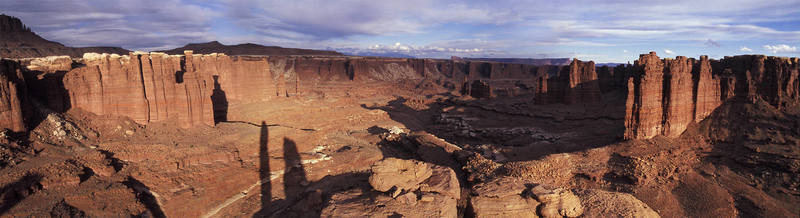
[623,50,629,53]
[3,0,800,62]
[664,49,675,55]
[739,46,753,52]
[336,42,495,58]
[763,44,797,53]
[1,0,220,50]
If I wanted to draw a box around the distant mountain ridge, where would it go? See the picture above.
[0,14,129,58]
[158,41,343,56]
[339,51,416,58]
[455,57,572,66]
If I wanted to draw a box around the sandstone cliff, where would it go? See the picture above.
[27,55,598,129]
[64,52,208,128]
[19,50,795,137]
[0,59,28,132]
[624,52,665,139]
[624,52,800,139]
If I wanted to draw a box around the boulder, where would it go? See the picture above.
[323,158,460,218]
[419,166,460,199]
[470,177,540,218]
[530,185,583,218]
[575,189,660,217]
[368,158,433,194]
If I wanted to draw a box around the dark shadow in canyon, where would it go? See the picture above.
[17,68,71,134]
[220,120,317,133]
[254,121,271,217]
[254,135,314,217]
[175,58,185,83]
[253,133,380,217]
[211,75,228,123]
[280,138,308,211]
[123,177,166,218]
[362,80,627,161]
[0,173,43,214]
[699,98,800,217]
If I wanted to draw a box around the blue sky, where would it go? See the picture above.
[2,0,799,62]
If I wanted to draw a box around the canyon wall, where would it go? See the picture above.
[624,52,800,139]
[18,55,600,129]
[18,51,796,136]
[61,51,277,128]
[0,59,28,132]
[265,56,583,100]
[63,51,212,128]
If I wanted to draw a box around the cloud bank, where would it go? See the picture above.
[763,44,798,54]
[1,0,799,61]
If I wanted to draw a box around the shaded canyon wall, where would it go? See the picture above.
[9,51,798,140]
[623,52,800,139]
[0,59,29,132]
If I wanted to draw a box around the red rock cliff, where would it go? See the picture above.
[625,52,665,139]
[624,52,800,139]
[0,59,28,132]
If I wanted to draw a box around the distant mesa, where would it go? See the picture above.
[0,14,341,58]
[454,57,572,66]
[342,51,416,58]
[157,41,343,56]
[0,14,129,58]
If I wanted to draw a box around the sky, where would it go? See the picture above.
[2,0,799,63]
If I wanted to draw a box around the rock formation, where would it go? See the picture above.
[662,56,694,137]
[468,177,585,218]
[18,53,595,128]
[625,52,665,139]
[0,59,28,132]
[63,51,212,128]
[692,55,721,122]
[324,158,459,218]
[564,59,601,104]
[13,48,796,140]
[575,189,660,218]
[19,56,73,112]
[624,52,800,139]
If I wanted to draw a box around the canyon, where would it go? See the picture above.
[0,14,799,218]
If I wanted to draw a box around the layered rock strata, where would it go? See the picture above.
[624,52,799,139]
[64,52,208,128]
[0,59,28,131]
[18,50,796,137]
[28,54,595,128]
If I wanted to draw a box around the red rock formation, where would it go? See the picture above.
[218,56,273,103]
[717,55,799,108]
[692,56,721,122]
[64,52,214,128]
[565,59,601,104]
[19,56,74,112]
[662,56,694,137]
[62,51,277,127]
[625,52,664,139]
[0,59,27,132]
[624,52,800,139]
